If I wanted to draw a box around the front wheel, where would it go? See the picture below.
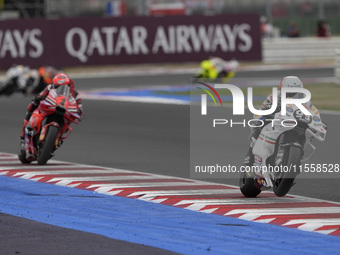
[37,125,59,165]
[239,171,262,197]
[273,146,301,197]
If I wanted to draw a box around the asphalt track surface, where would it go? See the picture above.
[77,66,335,89]
[0,66,339,254]
[0,212,179,255]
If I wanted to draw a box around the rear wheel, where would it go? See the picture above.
[37,126,58,165]
[273,146,301,197]
[239,171,262,197]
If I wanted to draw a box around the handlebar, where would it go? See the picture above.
[306,128,326,142]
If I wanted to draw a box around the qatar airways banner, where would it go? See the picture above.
[0,14,261,69]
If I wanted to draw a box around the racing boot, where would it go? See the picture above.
[19,119,28,140]
[24,126,36,161]
[243,127,268,188]
[243,127,262,167]
[20,103,35,140]
[253,155,268,188]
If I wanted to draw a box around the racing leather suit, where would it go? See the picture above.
[244,91,282,166]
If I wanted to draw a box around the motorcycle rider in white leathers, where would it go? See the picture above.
[243,76,327,167]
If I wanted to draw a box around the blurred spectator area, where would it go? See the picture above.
[1,0,340,35]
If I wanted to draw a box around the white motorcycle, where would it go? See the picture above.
[0,65,30,96]
[239,100,327,197]
[0,65,42,96]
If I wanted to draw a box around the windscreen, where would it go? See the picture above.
[55,85,70,98]
[291,92,307,99]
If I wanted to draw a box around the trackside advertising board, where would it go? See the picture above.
[0,14,261,69]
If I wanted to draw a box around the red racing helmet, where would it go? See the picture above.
[52,73,70,88]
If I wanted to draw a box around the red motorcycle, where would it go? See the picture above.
[19,85,81,165]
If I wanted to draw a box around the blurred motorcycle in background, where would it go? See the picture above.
[0,65,30,96]
[0,65,60,96]
[195,57,239,82]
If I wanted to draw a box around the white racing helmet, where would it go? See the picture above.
[280,76,304,98]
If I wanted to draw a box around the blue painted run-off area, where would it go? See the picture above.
[88,86,266,103]
[1,176,339,255]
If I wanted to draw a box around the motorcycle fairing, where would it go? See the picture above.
[252,114,295,166]
[29,109,45,133]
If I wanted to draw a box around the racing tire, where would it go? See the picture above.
[37,126,58,165]
[239,171,262,197]
[18,141,31,164]
[273,146,301,197]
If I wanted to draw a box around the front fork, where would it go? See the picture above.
[40,123,62,149]
[24,122,61,160]
[274,129,305,175]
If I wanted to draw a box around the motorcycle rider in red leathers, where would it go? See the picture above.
[20,73,84,143]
